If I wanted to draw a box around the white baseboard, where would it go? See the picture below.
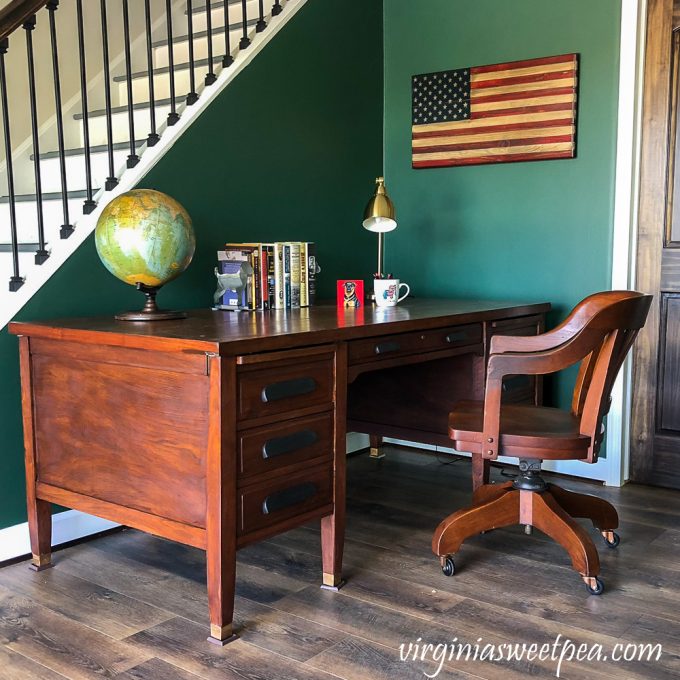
[347,432,370,453]
[0,510,119,564]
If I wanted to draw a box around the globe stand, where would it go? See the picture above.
[115,283,187,322]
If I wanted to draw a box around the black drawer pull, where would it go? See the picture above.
[262,482,318,514]
[374,341,401,355]
[261,377,317,403]
[262,429,319,459]
[445,331,470,344]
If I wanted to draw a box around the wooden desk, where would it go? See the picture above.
[9,298,548,644]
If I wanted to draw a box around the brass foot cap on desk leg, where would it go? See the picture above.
[207,623,238,647]
[369,447,385,460]
[29,553,52,572]
[320,572,346,592]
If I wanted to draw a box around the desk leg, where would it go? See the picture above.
[472,454,490,493]
[369,434,385,460]
[206,537,237,646]
[19,337,53,572]
[27,499,52,572]
[206,354,238,646]
[321,344,347,591]
[321,495,346,590]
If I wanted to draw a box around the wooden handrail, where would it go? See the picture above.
[0,0,48,42]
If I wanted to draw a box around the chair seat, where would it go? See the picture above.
[449,401,593,460]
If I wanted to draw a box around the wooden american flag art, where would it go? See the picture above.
[411,53,578,168]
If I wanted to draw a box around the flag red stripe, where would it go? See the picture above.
[412,149,574,168]
[412,118,574,140]
[473,102,574,119]
[413,134,574,155]
[470,69,576,91]
[471,54,576,75]
[471,86,575,105]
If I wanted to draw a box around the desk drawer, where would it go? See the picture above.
[238,412,334,480]
[238,464,333,536]
[348,323,482,365]
[237,357,334,421]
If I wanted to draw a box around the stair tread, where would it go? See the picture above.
[74,98,176,120]
[0,243,48,251]
[187,0,245,15]
[151,19,257,48]
[34,140,146,162]
[0,189,96,203]
[113,57,221,83]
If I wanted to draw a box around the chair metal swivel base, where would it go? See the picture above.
[432,460,619,595]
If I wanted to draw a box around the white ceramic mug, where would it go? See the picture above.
[374,279,410,307]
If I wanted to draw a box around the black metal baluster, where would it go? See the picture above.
[100,0,117,190]
[204,0,217,85]
[76,0,95,214]
[186,0,198,104]
[222,0,233,66]
[0,38,23,290]
[240,0,250,48]
[122,0,139,167]
[23,16,48,265]
[47,0,73,239]
[165,0,179,124]
[272,0,282,17]
[256,0,266,32]
[144,0,159,145]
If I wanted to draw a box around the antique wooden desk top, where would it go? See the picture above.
[9,298,549,645]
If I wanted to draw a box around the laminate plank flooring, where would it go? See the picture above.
[1,447,679,679]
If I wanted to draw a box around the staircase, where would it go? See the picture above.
[0,0,305,328]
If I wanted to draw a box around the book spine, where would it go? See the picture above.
[300,243,308,307]
[259,245,268,310]
[289,242,301,308]
[273,243,285,309]
[253,249,261,310]
[283,244,291,309]
[266,246,276,309]
[307,242,317,306]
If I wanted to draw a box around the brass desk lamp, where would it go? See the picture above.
[363,177,397,301]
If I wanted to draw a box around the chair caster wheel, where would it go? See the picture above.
[584,576,604,595]
[441,556,455,577]
[602,531,620,549]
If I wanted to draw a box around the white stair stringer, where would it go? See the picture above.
[0,0,308,330]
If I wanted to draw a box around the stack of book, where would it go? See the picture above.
[216,242,318,311]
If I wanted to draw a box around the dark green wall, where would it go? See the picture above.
[384,0,621,407]
[0,0,383,530]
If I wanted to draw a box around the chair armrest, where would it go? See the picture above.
[481,327,603,460]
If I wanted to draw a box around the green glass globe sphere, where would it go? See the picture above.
[95,189,195,289]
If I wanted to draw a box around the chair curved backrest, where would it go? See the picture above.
[483,291,653,462]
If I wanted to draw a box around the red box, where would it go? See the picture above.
[337,280,364,308]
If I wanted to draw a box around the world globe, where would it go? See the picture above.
[95,189,195,321]
[95,188,195,288]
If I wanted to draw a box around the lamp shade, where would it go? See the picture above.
[363,177,397,233]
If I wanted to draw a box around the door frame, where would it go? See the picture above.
[629,0,674,484]
[545,0,649,485]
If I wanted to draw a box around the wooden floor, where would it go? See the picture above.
[1,447,680,679]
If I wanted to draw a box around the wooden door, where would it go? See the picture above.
[630,0,680,488]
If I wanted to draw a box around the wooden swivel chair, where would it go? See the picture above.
[432,291,652,594]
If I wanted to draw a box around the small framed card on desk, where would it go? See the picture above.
[337,280,364,308]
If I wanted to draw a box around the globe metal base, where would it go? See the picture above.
[115,309,187,322]
[115,283,187,322]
